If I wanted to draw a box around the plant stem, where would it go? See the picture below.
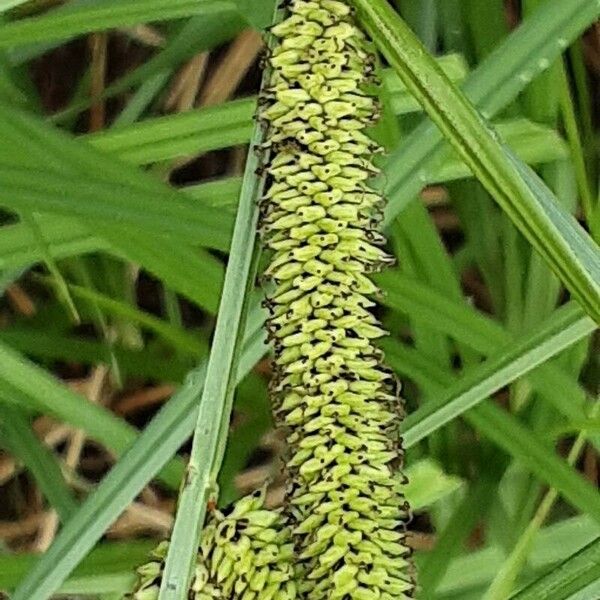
[484,399,600,599]
[157,30,275,600]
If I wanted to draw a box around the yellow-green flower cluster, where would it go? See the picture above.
[127,489,296,600]
[259,1,414,598]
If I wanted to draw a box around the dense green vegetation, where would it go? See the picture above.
[0,0,598,599]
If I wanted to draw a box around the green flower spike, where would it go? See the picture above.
[127,488,297,600]
[259,0,416,597]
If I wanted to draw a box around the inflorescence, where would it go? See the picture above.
[128,1,414,598]
[258,0,415,598]
[128,489,296,599]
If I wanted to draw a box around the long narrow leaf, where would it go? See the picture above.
[469,402,600,526]
[351,0,600,323]
[0,215,109,271]
[0,166,232,253]
[436,516,600,597]
[38,279,207,357]
[158,59,270,600]
[401,304,596,446]
[379,271,599,448]
[0,540,152,592]
[510,537,600,600]
[8,362,205,600]
[46,11,246,122]
[0,0,27,13]
[382,0,600,219]
[0,340,185,489]
[388,352,600,527]
[0,329,189,382]
[0,404,78,522]
[9,320,268,600]
[0,0,235,47]
[386,326,600,527]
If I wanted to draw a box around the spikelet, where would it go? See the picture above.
[258,0,416,598]
[127,489,297,600]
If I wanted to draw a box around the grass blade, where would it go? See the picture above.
[47,10,246,123]
[0,404,78,522]
[157,74,269,600]
[9,324,268,600]
[484,402,599,599]
[18,211,79,321]
[382,0,600,221]
[0,166,232,253]
[510,537,600,600]
[435,515,600,597]
[0,0,235,47]
[385,316,600,530]
[0,215,109,271]
[96,224,225,315]
[36,278,207,357]
[388,342,600,527]
[0,340,185,489]
[401,303,596,446]
[9,363,207,600]
[0,0,27,13]
[89,97,256,165]
[0,328,189,382]
[0,540,152,593]
[351,0,600,323]
[418,478,495,595]
[379,272,599,449]
[0,100,234,253]
[469,402,600,527]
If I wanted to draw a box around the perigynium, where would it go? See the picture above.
[127,489,297,599]
[259,0,415,598]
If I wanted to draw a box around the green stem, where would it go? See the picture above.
[484,399,600,599]
[557,63,599,242]
[21,210,80,322]
[157,12,276,600]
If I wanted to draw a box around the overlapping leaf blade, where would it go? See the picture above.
[351,0,600,323]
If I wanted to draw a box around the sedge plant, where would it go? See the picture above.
[0,1,598,600]
[130,0,415,598]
